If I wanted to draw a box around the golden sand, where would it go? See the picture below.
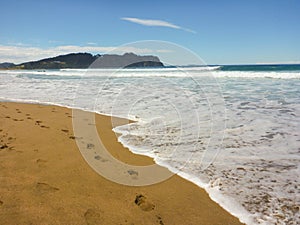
[0,102,243,225]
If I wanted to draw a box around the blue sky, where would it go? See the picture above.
[0,0,299,65]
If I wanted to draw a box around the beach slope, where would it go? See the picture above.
[0,102,243,225]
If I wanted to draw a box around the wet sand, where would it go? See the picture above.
[0,102,243,225]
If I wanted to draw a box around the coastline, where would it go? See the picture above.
[0,102,243,224]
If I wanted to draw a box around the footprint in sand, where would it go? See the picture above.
[156,215,165,225]
[36,159,47,167]
[36,182,59,193]
[128,169,138,176]
[35,120,42,125]
[84,208,103,225]
[94,155,108,162]
[35,120,49,128]
[0,143,8,149]
[134,194,155,211]
[0,200,3,206]
[36,159,47,163]
[61,129,69,133]
[66,113,73,118]
[87,143,95,149]
[94,155,101,160]
[127,169,139,180]
[8,137,15,141]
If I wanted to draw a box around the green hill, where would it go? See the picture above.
[10,52,164,69]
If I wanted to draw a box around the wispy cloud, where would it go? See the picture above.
[121,17,196,33]
[86,42,98,46]
[0,45,169,64]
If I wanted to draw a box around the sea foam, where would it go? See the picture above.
[0,67,299,224]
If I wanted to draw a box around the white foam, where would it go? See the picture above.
[1,67,300,79]
[0,68,299,225]
[177,171,257,225]
[114,124,256,225]
[214,71,300,79]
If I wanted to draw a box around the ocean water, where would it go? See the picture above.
[0,65,299,224]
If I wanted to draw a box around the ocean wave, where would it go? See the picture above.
[214,71,300,79]
[0,69,299,224]
[1,67,299,79]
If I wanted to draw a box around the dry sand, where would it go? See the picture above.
[0,102,243,225]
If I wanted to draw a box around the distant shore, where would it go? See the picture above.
[0,102,243,225]
[0,52,164,70]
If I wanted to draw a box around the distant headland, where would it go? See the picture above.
[0,52,164,69]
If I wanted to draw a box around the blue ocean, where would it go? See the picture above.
[0,64,299,224]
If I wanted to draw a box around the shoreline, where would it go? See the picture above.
[114,122,254,224]
[0,101,244,224]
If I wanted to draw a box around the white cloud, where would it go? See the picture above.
[121,17,196,33]
[122,17,180,29]
[0,45,169,64]
[86,42,98,46]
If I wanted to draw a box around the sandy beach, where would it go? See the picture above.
[0,102,243,225]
